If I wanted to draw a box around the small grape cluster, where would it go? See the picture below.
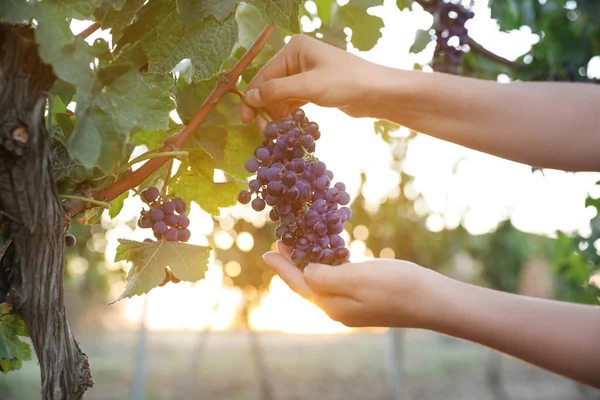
[138,187,191,242]
[428,0,474,75]
[238,108,352,269]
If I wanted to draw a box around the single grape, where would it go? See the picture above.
[266,195,280,206]
[292,249,307,264]
[178,215,190,229]
[304,122,319,138]
[238,190,251,204]
[264,122,279,139]
[325,188,340,203]
[308,245,323,262]
[325,170,334,180]
[283,186,300,201]
[328,222,344,235]
[313,199,328,214]
[64,234,76,247]
[252,197,266,211]
[329,234,345,248]
[334,247,350,261]
[340,206,352,220]
[282,231,295,246]
[279,116,295,131]
[267,181,284,196]
[306,141,316,153]
[257,166,269,183]
[292,145,305,159]
[280,213,295,226]
[326,211,341,225]
[139,215,152,229]
[296,236,310,251]
[296,180,311,197]
[276,201,291,215]
[304,209,319,226]
[165,228,178,241]
[334,182,346,192]
[257,147,270,161]
[178,228,191,242]
[245,158,260,173]
[141,187,160,203]
[173,197,187,214]
[299,134,314,148]
[291,108,305,124]
[281,171,297,186]
[312,190,325,201]
[338,191,351,205]
[312,161,326,177]
[301,171,315,184]
[269,209,280,221]
[150,208,164,222]
[162,201,176,214]
[273,146,287,160]
[275,226,286,239]
[267,167,281,182]
[313,222,328,237]
[153,221,167,234]
[320,248,334,264]
[317,236,330,248]
[249,179,261,192]
[165,214,179,226]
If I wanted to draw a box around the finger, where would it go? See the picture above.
[276,240,293,260]
[315,295,363,326]
[303,262,363,297]
[262,251,316,299]
[245,73,318,109]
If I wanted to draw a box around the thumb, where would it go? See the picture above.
[245,73,315,107]
[304,263,357,296]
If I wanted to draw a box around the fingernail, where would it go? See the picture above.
[245,89,261,105]
[262,252,275,265]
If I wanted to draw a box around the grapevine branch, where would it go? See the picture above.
[77,22,101,39]
[467,37,522,70]
[67,25,277,218]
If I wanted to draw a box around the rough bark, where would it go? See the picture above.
[0,23,93,399]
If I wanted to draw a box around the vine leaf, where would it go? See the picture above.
[113,239,212,302]
[118,0,238,81]
[109,191,129,219]
[0,313,32,375]
[70,70,173,172]
[176,0,239,28]
[245,0,302,33]
[94,0,146,41]
[337,2,384,51]
[410,28,432,54]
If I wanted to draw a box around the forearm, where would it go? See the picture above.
[373,68,600,172]
[422,275,600,388]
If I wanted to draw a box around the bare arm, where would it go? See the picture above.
[263,243,600,389]
[241,35,600,172]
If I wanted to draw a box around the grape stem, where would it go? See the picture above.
[67,25,277,217]
[231,87,273,122]
[162,159,173,197]
[118,150,188,176]
[59,194,110,209]
[77,22,101,39]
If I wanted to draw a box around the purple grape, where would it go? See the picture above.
[249,179,261,192]
[296,236,310,251]
[278,116,295,131]
[150,208,164,222]
[340,206,352,220]
[178,215,190,228]
[317,236,330,248]
[325,188,340,203]
[264,122,279,139]
[313,199,328,214]
[334,182,346,191]
[282,231,295,246]
[334,247,350,261]
[267,181,284,196]
[292,145,305,159]
[276,201,291,215]
[312,190,325,201]
[329,222,344,235]
[164,228,178,241]
[308,245,323,262]
[267,167,281,182]
[139,215,152,229]
[269,209,280,221]
[329,234,345,248]
[257,166,269,183]
[320,249,334,264]
[306,141,316,153]
[273,146,287,160]
[142,187,160,203]
[291,108,305,124]
[165,214,179,226]
[338,191,350,205]
[245,158,260,173]
[173,197,187,213]
[325,170,334,180]
[252,198,266,211]
[304,210,319,226]
[238,190,251,204]
[162,201,176,214]
[299,134,314,148]
[312,161,326,177]
[178,228,191,242]
[296,180,311,197]
[292,250,307,264]
[281,213,295,226]
[305,122,319,138]
[301,171,315,184]
[282,171,297,186]
[283,186,300,201]
[275,226,286,239]
[153,221,167,234]
[326,211,341,225]
[276,135,287,148]
[266,195,280,206]
[257,147,270,161]
[314,222,328,237]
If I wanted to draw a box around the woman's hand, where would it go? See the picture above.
[262,242,444,328]
[239,35,389,124]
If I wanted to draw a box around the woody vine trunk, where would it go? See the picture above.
[0,23,93,399]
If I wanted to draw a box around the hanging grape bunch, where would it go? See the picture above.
[429,0,475,75]
[137,187,191,242]
[238,108,352,269]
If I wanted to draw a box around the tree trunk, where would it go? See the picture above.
[0,23,93,399]
[486,350,508,400]
[387,328,404,400]
[244,303,275,400]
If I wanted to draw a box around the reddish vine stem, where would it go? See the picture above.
[467,37,522,70]
[67,25,277,218]
[78,22,101,39]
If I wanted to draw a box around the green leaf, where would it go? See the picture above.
[396,0,413,11]
[0,314,32,375]
[0,0,37,23]
[337,3,384,51]
[312,0,334,24]
[109,191,130,219]
[245,0,302,33]
[169,150,245,215]
[120,0,238,81]
[52,80,76,105]
[410,28,432,54]
[177,0,239,28]
[94,0,146,41]
[70,70,173,172]
[48,0,100,19]
[113,239,212,301]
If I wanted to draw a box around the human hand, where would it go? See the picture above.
[239,35,389,125]
[262,242,444,328]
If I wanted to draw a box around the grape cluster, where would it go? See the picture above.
[138,187,191,242]
[238,108,352,269]
[427,0,474,75]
